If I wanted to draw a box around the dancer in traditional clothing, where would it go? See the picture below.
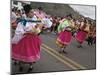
[70,18,76,36]
[75,18,89,48]
[87,22,94,46]
[34,7,46,20]
[12,4,43,72]
[56,15,72,53]
[93,30,96,44]
[92,26,96,45]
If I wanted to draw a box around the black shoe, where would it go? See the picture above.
[27,67,33,73]
[19,66,23,72]
[62,50,67,54]
[77,45,82,48]
[14,61,17,65]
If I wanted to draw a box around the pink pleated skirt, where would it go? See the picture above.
[56,30,72,47]
[12,33,42,63]
[76,30,88,44]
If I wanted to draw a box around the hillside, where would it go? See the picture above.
[31,2,82,19]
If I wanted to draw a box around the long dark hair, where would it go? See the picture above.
[23,4,32,15]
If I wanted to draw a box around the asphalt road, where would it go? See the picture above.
[11,32,96,74]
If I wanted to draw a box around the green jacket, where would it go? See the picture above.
[58,19,70,33]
